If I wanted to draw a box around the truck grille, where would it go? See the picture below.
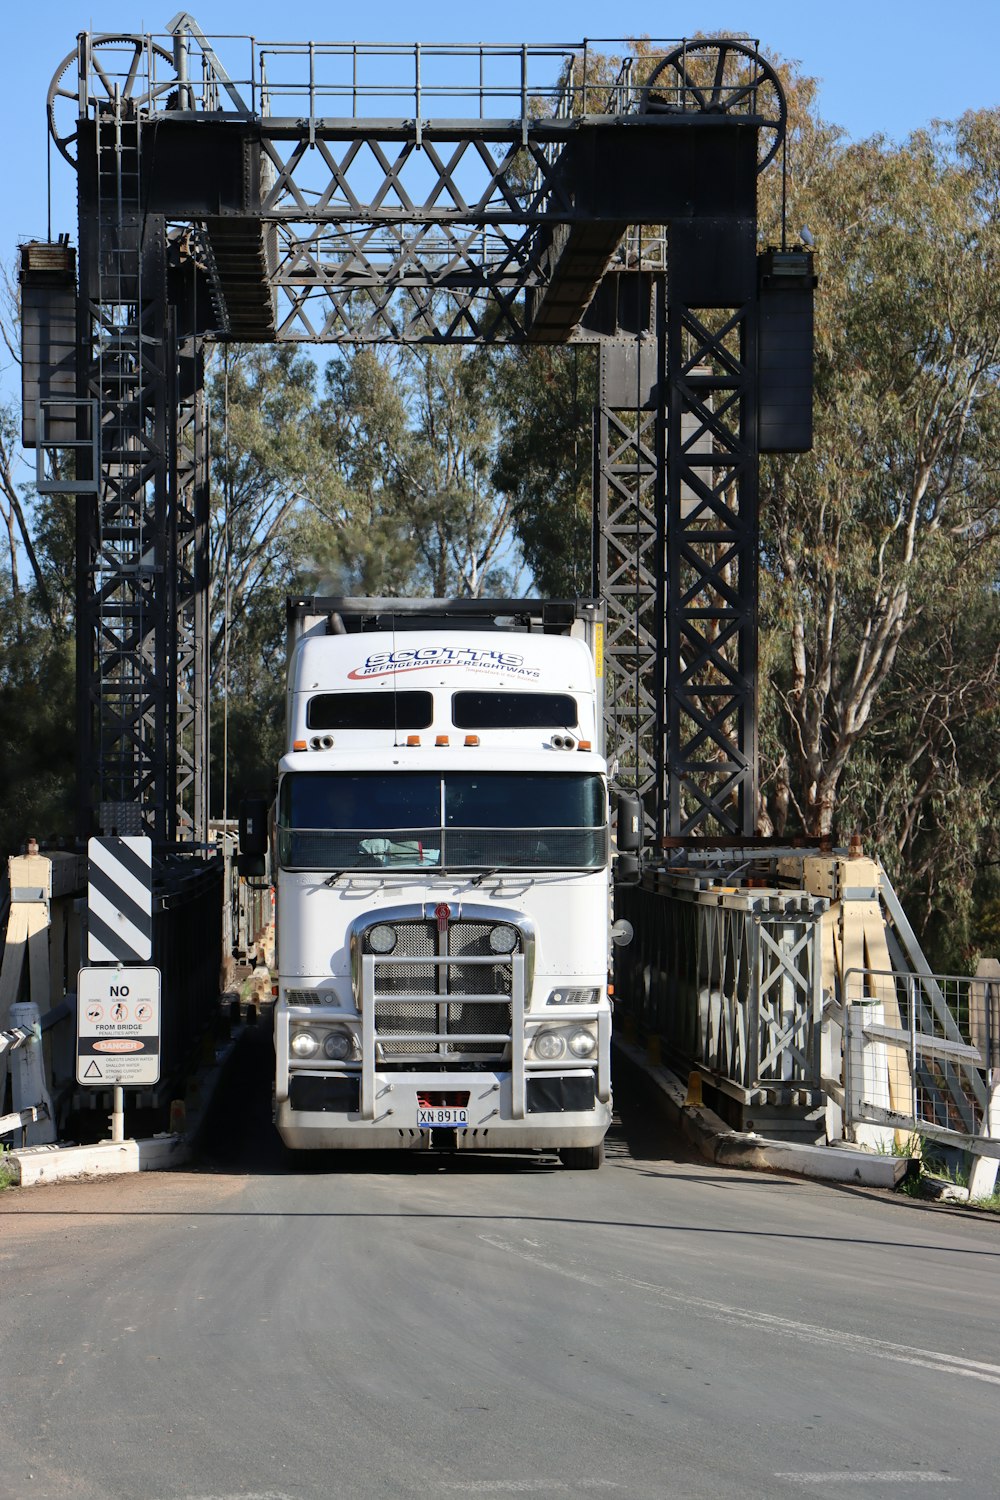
[364,918,517,1060]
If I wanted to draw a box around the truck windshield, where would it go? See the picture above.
[278,772,606,871]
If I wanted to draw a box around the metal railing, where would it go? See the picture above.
[844,967,999,1160]
[59,27,764,131]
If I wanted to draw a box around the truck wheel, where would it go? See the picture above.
[559,1142,604,1170]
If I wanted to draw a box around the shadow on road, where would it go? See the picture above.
[194,1022,695,1178]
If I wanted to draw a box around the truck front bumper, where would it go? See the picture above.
[275,1065,611,1151]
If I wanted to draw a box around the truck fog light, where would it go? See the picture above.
[568,1028,597,1058]
[489,924,518,954]
[368,924,397,954]
[323,1030,353,1061]
[290,1030,319,1058]
[533,1030,565,1061]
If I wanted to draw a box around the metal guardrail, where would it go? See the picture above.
[56,27,768,134]
[844,967,999,1161]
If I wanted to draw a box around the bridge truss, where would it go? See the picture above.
[24,18,814,850]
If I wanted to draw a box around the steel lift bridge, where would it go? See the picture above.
[22,17,833,1133]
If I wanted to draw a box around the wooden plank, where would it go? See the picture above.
[0,905,29,1025]
[860,899,912,1130]
[0,904,28,1107]
[26,904,51,1011]
[8,854,52,899]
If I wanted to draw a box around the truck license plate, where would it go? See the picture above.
[418,1106,469,1130]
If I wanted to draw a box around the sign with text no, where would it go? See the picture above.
[77,967,161,1087]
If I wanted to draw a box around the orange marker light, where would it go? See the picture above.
[406,735,421,747]
[436,735,450,746]
[293,739,307,751]
[464,735,480,747]
[577,739,592,751]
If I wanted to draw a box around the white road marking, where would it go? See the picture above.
[478,1234,1000,1388]
[181,1492,295,1500]
[437,1484,620,1493]
[775,1475,955,1485]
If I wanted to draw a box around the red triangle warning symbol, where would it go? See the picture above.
[84,1059,103,1078]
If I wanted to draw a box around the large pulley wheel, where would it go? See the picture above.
[640,39,786,172]
[48,35,175,167]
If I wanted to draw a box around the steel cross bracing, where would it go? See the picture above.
[40,23,807,847]
[615,874,826,1131]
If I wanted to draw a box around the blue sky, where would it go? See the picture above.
[0,1,997,415]
[2,1,997,251]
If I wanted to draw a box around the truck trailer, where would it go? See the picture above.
[263,597,639,1168]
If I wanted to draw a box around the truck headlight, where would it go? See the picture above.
[533,1030,566,1061]
[323,1029,356,1061]
[290,1030,319,1059]
[568,1028,597,1058]
[368,924,397,954]
[488,925,518,954]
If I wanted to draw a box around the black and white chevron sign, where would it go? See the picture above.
[88,836,153,963]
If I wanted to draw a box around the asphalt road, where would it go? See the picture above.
[1,1030,999,1500]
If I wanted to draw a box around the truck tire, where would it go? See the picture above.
[559,1142,604,1170]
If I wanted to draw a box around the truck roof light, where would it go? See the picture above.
[436,735,450,746]
[577,739,592,751]
[293,739,307,751]
[406,735,421,746]
[464,735,480,747]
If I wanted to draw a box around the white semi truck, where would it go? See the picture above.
[255,597,639,1168]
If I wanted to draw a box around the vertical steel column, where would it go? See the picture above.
[665,215,759,838]
[593,281,665,824]
[75,103,174,845]
[171,341,211,849]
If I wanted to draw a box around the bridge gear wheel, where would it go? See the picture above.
[48,35,175,167]
[640,39,786,172]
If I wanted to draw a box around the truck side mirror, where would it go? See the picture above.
[613,854,640,885]
[615,792,642,853]
[238,797,270,877]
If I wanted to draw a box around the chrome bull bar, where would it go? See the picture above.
[359,953,609,1121]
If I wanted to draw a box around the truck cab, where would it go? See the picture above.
[272,597,618,1167]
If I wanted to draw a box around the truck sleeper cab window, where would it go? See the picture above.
[451,691,579,729]
[306,690,433,730]
[277,771,607,871]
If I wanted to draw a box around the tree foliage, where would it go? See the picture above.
[755,98,1000,963]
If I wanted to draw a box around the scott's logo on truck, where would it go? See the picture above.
[348,646,539,681]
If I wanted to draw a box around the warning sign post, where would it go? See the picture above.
[77,967,161,1087]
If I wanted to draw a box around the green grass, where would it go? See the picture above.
[0,1148,15,1190]
[876,1130,1000,1211]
